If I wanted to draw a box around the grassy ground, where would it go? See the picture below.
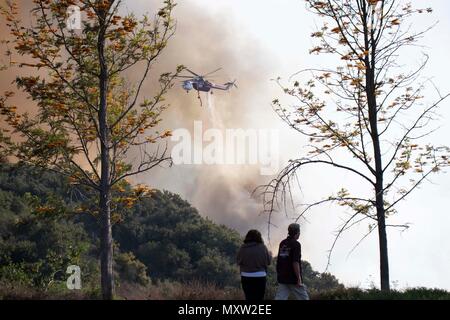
[310,287,450,300]
[1,281,450,300]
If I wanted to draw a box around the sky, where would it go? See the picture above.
[2,0,450,290]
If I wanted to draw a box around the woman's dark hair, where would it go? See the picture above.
[244,229,263,244]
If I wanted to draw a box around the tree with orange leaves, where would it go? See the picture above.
[264,0,449,291]
[0,0,181,299]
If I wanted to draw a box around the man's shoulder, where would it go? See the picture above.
[279,237,300,248]
[287,238,300,252]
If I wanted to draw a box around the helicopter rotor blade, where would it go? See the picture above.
[203,67,222,77]
[186,68,200,77]
[174,75,195,79]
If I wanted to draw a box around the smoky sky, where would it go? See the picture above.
[0,0,290,242]
[129,0,288,239]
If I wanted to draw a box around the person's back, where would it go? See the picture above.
[236,230,271,301]
[276,236,303,284]
[237,242,271,273]
[275,223,309,300]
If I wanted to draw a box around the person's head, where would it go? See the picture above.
[288,223,300,239]
[244,229,263,244]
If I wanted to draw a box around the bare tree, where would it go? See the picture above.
[261,0,449,291]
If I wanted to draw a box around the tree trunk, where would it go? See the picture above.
[375,183,390,291]
[367,80,390,291]
[99,188,113,299]
[98,9,113,299]
[99,64,114,299]
[370,106,390,291]
[368,87,390,292]
[365,23,391,289]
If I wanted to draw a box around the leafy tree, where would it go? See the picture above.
[0,0,180,299]
[300,260,343,292]
[266,0,450,291]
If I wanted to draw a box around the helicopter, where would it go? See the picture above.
[175,68,236,105]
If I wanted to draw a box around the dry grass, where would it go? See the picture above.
[0,281,100,300]
[3,280,449,300]
[117,280,244,300]
[1,280,243,300]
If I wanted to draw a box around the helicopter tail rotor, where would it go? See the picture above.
[225,80,237,89]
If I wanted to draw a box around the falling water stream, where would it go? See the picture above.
[206,91,224,129]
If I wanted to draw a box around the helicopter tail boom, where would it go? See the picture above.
[211,80,237,91]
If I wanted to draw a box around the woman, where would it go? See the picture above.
[236,229,272,301]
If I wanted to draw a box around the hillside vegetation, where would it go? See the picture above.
[0,164,343,299]
[1,164,448,300]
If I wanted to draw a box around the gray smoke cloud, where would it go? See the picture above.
[127,0,286,239]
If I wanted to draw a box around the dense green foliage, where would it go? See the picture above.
[0,165,99,292]
[114,190,242,286]
[0,164,345,298]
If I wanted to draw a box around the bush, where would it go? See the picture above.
[0,263,33,286]
[115,252,150,286]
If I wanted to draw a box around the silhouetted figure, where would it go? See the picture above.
[275,223,309,300]
[237,229,271,301]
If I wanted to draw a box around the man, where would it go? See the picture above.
[275,223,309,300]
